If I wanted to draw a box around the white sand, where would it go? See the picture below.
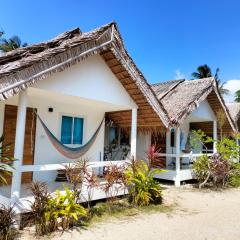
[21,186,240,240]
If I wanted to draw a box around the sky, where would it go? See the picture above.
[0,0,240,101]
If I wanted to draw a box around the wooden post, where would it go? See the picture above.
[11,91,28,206]
[213,120,217,153]
[130,108,137,160]
[166,129,171,166]
[175,127,181,187]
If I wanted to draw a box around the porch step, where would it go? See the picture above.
[55,170,67,182]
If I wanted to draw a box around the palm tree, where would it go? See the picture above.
[0,33,27,52]
[235,90,240,103]
[191,64,229,96]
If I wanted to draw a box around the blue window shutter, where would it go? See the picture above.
[73,117,84,144]
[61,116,73,144]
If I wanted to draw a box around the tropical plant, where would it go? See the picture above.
[29,182,54,235]
[45,185,87,230]
[209,153,230,187]
[192,154,210,185]
[0,205,18,240]
[191,130,240,188]
[146,144,161,168]
[125,160,164,206]
[65,158,90,198]
[191,64,229,95]
[102,164,124,206]
[235,90,240,103]
[228,163,240,187]
[0,135,14,185]
[0,35,27,52]
[85,171,99,210]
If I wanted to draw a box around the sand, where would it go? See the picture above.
[21,186,240,240]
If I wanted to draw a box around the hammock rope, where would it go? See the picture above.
[36,113,104,159]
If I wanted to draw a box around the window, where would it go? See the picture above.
[61,115,84,144]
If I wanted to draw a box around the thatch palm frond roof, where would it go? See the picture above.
[226,103,240,130]
[151,79,184,99]
[0,22,169,130]
[0,22,237,133]
[151,78,236,134]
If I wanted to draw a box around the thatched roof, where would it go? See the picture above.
[226,103,240,130]
[0,22,169,130]
[0,22,236,134]
[151,78,236,134]
[151,79,183,99]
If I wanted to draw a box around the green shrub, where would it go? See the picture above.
[45,185,87,230]
[30,182,54,235]
[191,130,240,188]
[193,154,210,183]
[228,163,240,187]
[30,182,87,235]
[125,160,163,206]
[0,135,14,185]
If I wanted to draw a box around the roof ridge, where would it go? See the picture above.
[158,79,185,100]
[151,79,184,86]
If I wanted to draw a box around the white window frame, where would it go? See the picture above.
[59,113,86,146]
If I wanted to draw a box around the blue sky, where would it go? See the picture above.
[0,0,240,100]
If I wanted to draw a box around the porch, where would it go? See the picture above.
[149,99,219,186]
[0,54,139,212]
[0,160,128,212]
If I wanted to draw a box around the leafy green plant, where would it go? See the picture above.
[228,163,240,187]
[193,154,210,184]
[29,182,55,235]
[102,164,124,209]
[191,130,240,188]
[0,205,18,240]
[146,144,161,168]
[209,153,230,187]
[125,160,164,206]
[85,171,99,210]
[45,185,87,230]
[0,135,14,185]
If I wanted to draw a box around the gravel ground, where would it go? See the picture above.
[21,186,240,240]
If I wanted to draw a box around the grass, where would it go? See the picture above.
[82,197,174,227]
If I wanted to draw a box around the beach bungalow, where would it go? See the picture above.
[226,103,240,131]
[0,22,237,212]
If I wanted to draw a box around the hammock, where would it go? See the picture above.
[37,114,104,159]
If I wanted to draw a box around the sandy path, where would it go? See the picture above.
[22,187,240,240]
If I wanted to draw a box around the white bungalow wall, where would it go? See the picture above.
[0,54,138,183]
[33,54,137,109]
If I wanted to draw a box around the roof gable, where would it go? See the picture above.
[0,22,169,130]
[151,78,236,133]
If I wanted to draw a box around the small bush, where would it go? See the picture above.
[30,182,87,235]
[45,185,87,230]
[29,182,54,235]
[193,154,210,183]
[125,160,163,206]
[228,163,240,187]
[0,205,18,240]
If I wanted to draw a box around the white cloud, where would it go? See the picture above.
[224,79,240,102]
[175,70,185,80]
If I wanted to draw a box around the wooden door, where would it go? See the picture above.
[3,105,37,184]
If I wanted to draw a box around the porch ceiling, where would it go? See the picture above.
[28,87,132,112]
[101,50,165,132]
